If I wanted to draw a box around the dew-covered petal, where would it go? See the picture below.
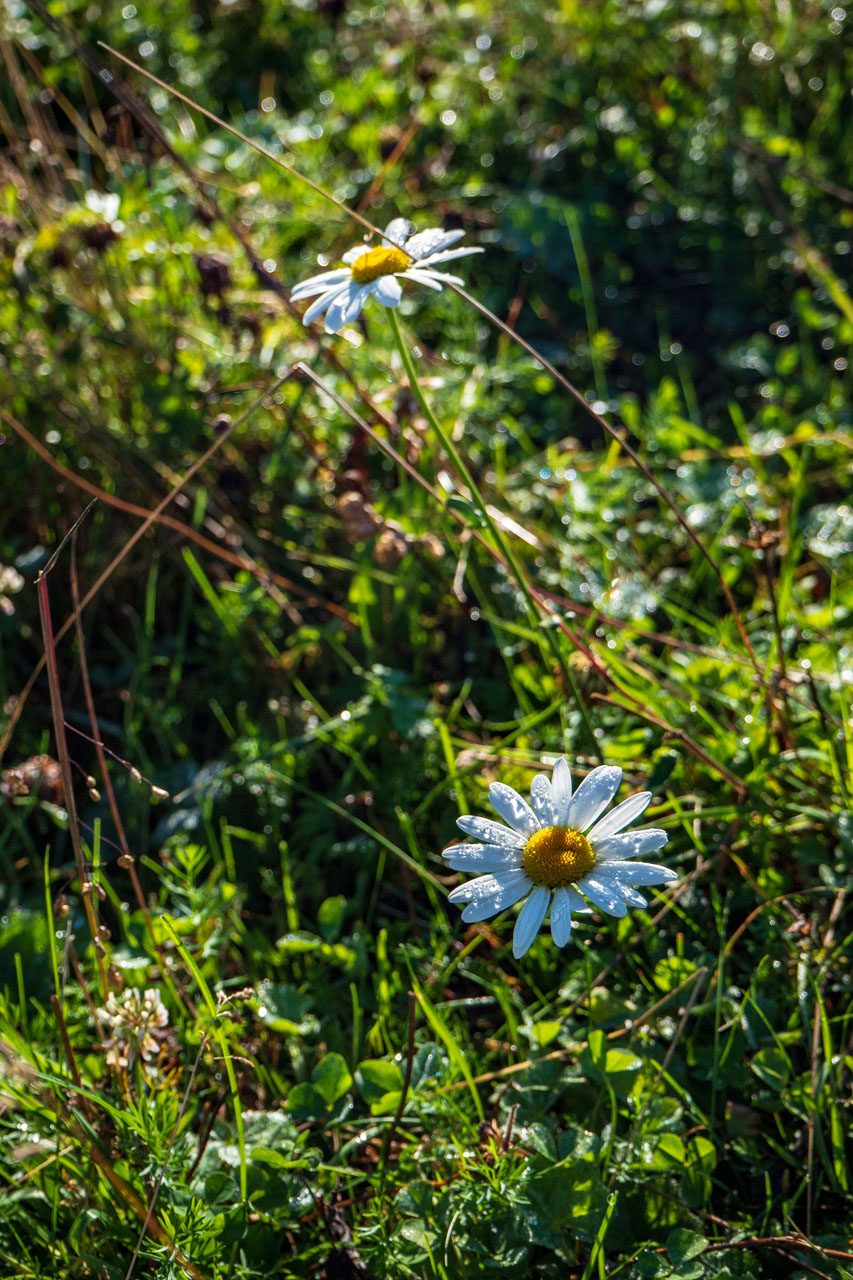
[325,281,370,333]
[412,267,465,286]
[551,757,573,825]
[382,217,412,246]
[456,814,526,849]
[302,282,350,326]
[488,782,541,836]
[529,774,555,826]
[565,766,623,833]
[369,274,403,307]
[594,829,668,861]
[595,861,678,887]
[405,227,465,259]
[513,884,550,957]
[619,886,648,908]
[448,868,527,905]
[461,875,532,922]
[588,791,652,842]
[564,885,594,913]
[291,268,351,298]
[576,875,629,917]
[550,885,573,947]
[399,268,444,291]
[417,245,484,267]
[442,843,524,873]
[342,244,370,264]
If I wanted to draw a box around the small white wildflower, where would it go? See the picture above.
[0,564,24,617]
[290,216,482,333]
[444,757,678,959]
[83,191,121,224]
[97,986,169,1065]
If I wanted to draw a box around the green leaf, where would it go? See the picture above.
[646,751,678,791]
[526,1160,607,1238]
[529,1019,562,1048]
[410,1042,444,1089]
[585,1029,607,1069]
[395,1179,434,1216]
[203,1172,236,1207]
[750,1046,791,1091]
[251,1148,319,1171]
[580,1032,642,1093]
[256,984,319,1036]
[445,494,489,528]
[312,1053,353,1105]
[286,1083,327,1120]
[652,1134,686,1168]
[687,1136,716,1172]
[666,1228,707,1265]
[317,895,347,941]
[355,1058,404,1114]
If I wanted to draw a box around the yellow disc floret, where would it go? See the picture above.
[522,825,595,889]
[350,245,411,284]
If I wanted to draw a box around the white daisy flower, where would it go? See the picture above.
[443,758,678,959]
[290,217,482,334]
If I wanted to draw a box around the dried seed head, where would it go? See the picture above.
[374,528,409,568]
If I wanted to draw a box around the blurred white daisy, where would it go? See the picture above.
[444,758,677,959]
[291,217,482,333]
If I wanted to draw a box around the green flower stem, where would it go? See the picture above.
[387,307,599,758]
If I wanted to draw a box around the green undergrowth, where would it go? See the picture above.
[0,0,852,1276]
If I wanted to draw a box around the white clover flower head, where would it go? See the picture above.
[290,216,483,333]
[444,758,678,959]
[0,563,24,617]
[97,986,169,1063]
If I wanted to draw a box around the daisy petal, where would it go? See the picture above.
[442,843,524,873]
[342,245,369,264]
[370,274,403,307]
[565,766,623,833]
[405,228,465,259]
[417,245,484,267]
[302,282,351,325]
[563,885,594,913]
[411,268,465,286]
[529,774,555,826]
[576,875,629,917]
[550,885,574,947]
[456,815,526,849]
[595,861,678,887]
[595,829,668,861]
[448,869,528,904]
[551,757,573,826]
[488,782,541,836]
[513,884,550,958]
[588,791,652,842]
[291,268,352,298]
[461,875,533,922]
[325,281,369,333]
[399,268,444,291]
[619,886,648,908]
[383,217,412,247]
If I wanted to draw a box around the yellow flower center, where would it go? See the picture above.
[522,825,595,889]
[350,245,411,284]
